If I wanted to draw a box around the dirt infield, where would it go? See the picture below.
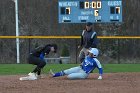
[0,73,140,93]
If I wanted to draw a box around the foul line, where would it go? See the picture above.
[0,36,140,39]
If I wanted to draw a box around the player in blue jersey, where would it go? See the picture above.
[50,48,103,80]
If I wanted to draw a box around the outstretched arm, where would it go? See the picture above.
[94,58,103,79]
[97,68,103,80]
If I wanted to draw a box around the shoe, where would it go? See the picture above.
[28,72,37,76]
[49,69,55,76]
[28,73,38,80]
[29,72,46,79]
[28,72,32,76]
[19,73,37,80]
[98,76,102,80]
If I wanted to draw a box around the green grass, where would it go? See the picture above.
[102,64,140,73]
[0,64,140,75]
[0,64,78,75]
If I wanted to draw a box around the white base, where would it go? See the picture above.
[19,76,37,81]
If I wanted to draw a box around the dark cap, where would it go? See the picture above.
[86,22,92,26]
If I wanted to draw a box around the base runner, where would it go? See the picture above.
[50,48,103,80]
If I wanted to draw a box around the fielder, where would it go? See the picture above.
[19,44,57,80]
[50,48,103,80]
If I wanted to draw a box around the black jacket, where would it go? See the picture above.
[80,29,98,48]
[30,45,51,57]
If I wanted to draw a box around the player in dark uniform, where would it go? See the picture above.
[19,44,57,80]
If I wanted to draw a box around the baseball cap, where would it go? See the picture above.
[86,22,92,26]
[89,48,99,57]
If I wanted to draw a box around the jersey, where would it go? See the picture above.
[30,45,51,59]
[81,56,103,74]
[30,46,45,57]
[81,29,98,48]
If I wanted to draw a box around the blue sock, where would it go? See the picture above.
[53,71,65,77]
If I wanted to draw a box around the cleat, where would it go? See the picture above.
[19,73,37,81]
[49,69,55,76]
[28,72,32,76]
[98,76,102,80]
[28,72,37,76]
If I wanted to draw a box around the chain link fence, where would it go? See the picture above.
[0,0,140,64]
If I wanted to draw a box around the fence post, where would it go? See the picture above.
[76,39,78,64]
[118,39,120,64]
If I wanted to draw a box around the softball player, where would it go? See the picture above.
[50,48,103,80]
[19,44,57,80]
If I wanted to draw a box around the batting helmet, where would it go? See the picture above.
[89,48,99,57]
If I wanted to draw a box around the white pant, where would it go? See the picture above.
[64,66,88,79]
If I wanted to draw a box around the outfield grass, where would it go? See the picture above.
[0,64,140,75]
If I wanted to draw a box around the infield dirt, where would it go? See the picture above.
[0,73,140,93]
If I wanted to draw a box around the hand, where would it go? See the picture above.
[98,76,102,80]
[78,45,81,49]
[88,47,92,50]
